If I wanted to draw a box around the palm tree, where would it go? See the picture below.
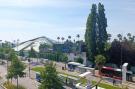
[57,37,60,43]
[76,34,80,41]
[107,34,111,42]
[61,37,65,43]
[68,36,71,41]
[117,34,122,41]
[127,33,132,41]
[132,36,135,42]
[73,39,76,43]
[127,33,131,37]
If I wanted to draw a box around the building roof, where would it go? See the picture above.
[13,36,58,52]
[68,62,85,67]
[79,72,91,78]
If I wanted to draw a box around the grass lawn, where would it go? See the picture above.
[3,82,26,89]
[79,78,122,89]
[32,66,79,78]
[92,81,122,89]
[31,67,44,72]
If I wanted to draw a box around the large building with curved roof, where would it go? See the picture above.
[13,36,59,52]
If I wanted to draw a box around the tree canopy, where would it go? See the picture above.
[7,53,25,88]
[28,47,37,58]
[85,4,97,61]
[85,3,108,62]
[107,33,135,67]
[39,62,63,89]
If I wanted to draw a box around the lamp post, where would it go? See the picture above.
[28,58,31,78]
[17,39,19,55]
[5,54,8,72]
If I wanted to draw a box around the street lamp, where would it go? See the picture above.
[17,39,20,55]
[28,58,31,78]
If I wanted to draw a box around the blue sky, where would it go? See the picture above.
[0,0,135,42]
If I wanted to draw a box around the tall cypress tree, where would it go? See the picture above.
[97,3,108,54]
[85,4,97,61]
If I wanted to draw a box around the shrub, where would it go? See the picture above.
[3,82,26,89]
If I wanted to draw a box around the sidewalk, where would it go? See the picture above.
[11,68,39,89]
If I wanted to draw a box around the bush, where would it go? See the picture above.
[3,82,26,89]
[75,57,83,64]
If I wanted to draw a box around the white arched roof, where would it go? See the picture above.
[13,36,59,52]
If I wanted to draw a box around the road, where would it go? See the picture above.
[0,61,135,89]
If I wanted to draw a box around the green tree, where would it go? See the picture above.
[28,47,37,58]
[97,3,108,54]
[68,36,71,41]
[61,54,68,69]
[95,55,106,76]
[76,34,80,41]
[7,53,25,89]
[19,50,25,57]
[39,62,63,89]
[39,43,51,53]
[57,37,60,42]
[117,34,122,41]
[85,4,97,61]
[75,57,83,64]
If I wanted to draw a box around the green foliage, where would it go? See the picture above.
[32,67,44,72]
[7,53,25,79]
[2,42,11,48]
[95,55,106,67]
[97,3,108,54]
[60,54,68,63]
[108,33,135,66]
[4,81,26,89]
[8,51,17,61]
[85,4,97,61]
[39,43,52,53]
[28,47,37,58]
[39,52,64,62]
[85,3,108,62]
[39,62,63,89]
[75,57,83,64]
[0,47,14,59]
[19,50,25,57]
[92,81,121,89]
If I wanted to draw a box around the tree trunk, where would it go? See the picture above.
[17,76,18,89]
[65,63,66,69]
[11,78,12,83]
[98,65,103,78]
[29,62,31,78]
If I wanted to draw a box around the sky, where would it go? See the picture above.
[0,0,135,42]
